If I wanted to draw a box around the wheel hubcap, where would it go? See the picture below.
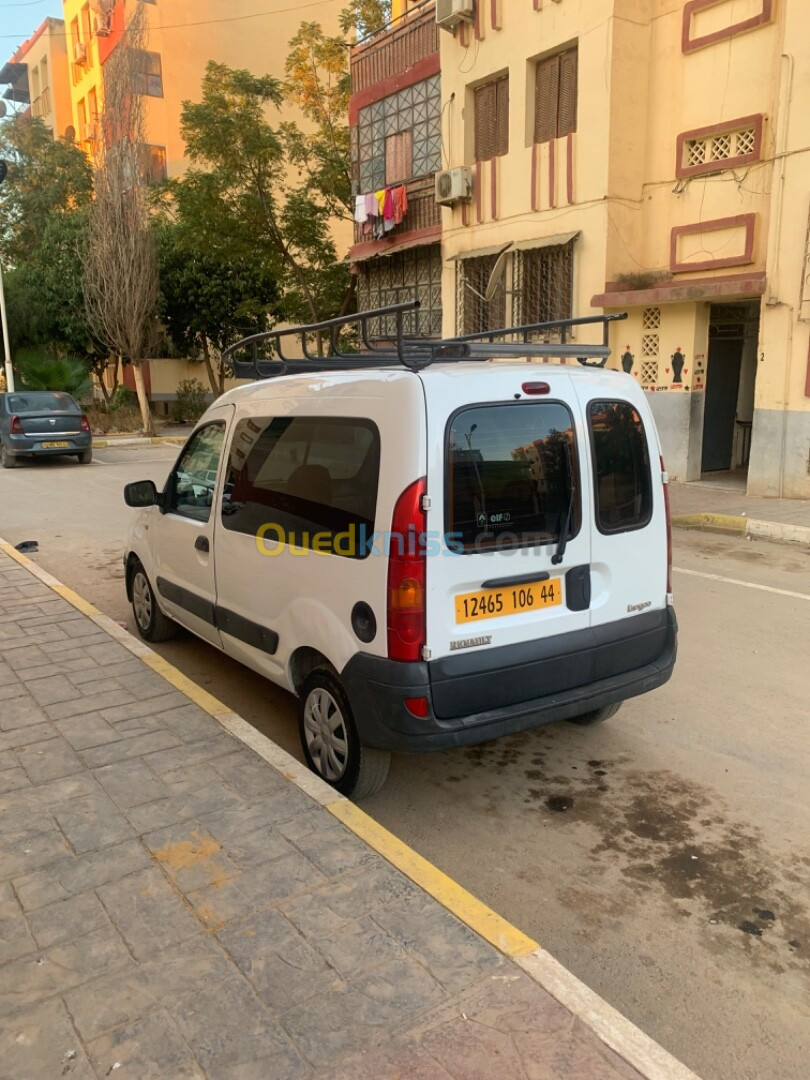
[303,688,349,781]
[132,572,152,631]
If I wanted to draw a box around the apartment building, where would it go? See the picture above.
[349,0,443,338]
[59,0,346,180]
[437,0,810,498]
[0,18,73,140]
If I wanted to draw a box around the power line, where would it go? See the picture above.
[1,0,340,38]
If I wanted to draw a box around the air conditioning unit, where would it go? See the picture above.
[436,0,475,32]
[435,166,472,206]
[95,14,111,36]
[73,41,88,64]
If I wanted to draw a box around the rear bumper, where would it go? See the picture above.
[4,433,91,456]
[340,608,677,753]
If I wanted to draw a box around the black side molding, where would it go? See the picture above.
[156,578,278,654]
[216,608,279,655]
[156,577,216,625]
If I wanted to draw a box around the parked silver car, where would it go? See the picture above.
[0,391,92,468]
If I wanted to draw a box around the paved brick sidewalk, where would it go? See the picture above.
[0,548,698,1080]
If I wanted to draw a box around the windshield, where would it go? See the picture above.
[6,393,80,414]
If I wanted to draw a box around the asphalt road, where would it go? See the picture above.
[2,445,809,1080]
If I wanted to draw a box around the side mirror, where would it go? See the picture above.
[124,479,159,508]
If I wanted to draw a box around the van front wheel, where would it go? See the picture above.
[567,702,622,727]
[299,670,390,799]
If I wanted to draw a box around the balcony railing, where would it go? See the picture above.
[31,86,52,119]
[353,175,441,246]
[351,2,438,95]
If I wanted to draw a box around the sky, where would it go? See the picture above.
[2,0,68,59]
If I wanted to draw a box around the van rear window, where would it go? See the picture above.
[446,403,580,553]
[588,400,652,533]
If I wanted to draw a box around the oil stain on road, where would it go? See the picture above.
[455,735,809,975]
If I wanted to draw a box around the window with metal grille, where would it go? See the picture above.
[512,243,574,329]
[356,74,441,193]
[534,46,578,144]
[357,244,442,339]
[474,75,509,162]
[456,254,508,336]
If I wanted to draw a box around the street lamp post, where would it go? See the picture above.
[0,158,13,392]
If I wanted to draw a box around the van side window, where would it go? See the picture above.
[588,401,653,533]
[446,403,580,553]
[222,416,380,558]
[168,422,225,523]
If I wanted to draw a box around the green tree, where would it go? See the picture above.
[179,62,345,324]
[0,115,92,265]
[0,116,113,391]
[155,201,279,395]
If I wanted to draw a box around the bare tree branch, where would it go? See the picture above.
[82,3,158,435]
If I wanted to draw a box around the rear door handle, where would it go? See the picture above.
[195,536,210,553]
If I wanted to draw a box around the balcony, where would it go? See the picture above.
[31,86,52,119]
[351,2,438,95]
[353,175,441,249]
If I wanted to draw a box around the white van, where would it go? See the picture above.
[124,304,676,797]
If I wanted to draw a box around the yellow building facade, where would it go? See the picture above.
[0,18,73,140]
[438,0,810,498]
[60,0,346,177]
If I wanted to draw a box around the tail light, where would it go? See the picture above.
[9,415,23,435]
[387,477,427,662]
[80,414,91,433]
[661,456,672,599]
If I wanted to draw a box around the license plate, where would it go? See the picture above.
[42,441,70,449]
[455,579,562,624]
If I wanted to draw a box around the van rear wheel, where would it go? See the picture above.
[567,702,622,727]
[299,670,390,799]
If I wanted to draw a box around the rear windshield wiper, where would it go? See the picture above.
[551,441,574,566]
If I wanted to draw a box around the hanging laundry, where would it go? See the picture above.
[354,194,368,224]
[392,185,409,226]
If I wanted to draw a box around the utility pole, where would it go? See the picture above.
[0,158,13,392]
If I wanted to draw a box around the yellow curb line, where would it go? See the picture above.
[327,799,538,959]
[671,512,745,532]
[0,538,703,1080]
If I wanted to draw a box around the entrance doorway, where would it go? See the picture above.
[701,301,760,475]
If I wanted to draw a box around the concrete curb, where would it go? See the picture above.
[0,538,702,1080]
[672,512,810,546]
[92,435,186,448]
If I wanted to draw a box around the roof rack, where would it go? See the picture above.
[222,301,628,381]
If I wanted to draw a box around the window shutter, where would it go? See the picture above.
[475,81,497,161]
[495,76,509,156]
[535,55,560,144]
[385,130,413,184]
[558,47,578,137]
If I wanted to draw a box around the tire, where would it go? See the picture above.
[1,445,18,469]
[78,448,92,464]
[298,669,391,799]
[130,560,178,642]
[567,702,622,727]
